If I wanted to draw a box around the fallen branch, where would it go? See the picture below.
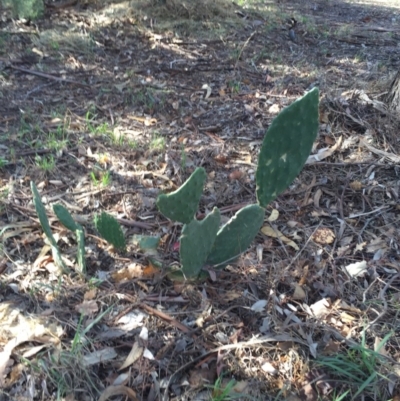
[9,65,90,88]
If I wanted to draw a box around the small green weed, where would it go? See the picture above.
[50,41,59,50]
[90,171,99,186]
[46,126,68,151]
[228,80,241,94]
[315,330,393,399]
[90,170,111,187]
[127,139,138,149]
[18,117,32,139]
[354,51,366,63]
[101,171,111,186]
[21,305,112,397]
[133,87,157,111]
[108,130,125,146]
[0,156,7,168]
[35,154,55,172]
[335,24,353,38]
[94,122,111,136]
[208,375,255,401]
[85,110,111,137]
[0,33,7,55]
[149,132,165,151]
[3,0,44,19]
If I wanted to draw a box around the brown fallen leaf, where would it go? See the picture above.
[84,288,97,300]
[75,300,98,316]
[112,264,143,282]
[292,283,306,300]
[312,227,335,245]
[229,170,243,181]
[261,225,299,250]
[322,339,340,355]
[350,180,363,190]
[98,385,139,401]
[119,341,143,371]
[189,367,217,388]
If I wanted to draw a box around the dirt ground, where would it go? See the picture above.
[1,0,400,400]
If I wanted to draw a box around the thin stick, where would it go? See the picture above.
[9,65,90,88]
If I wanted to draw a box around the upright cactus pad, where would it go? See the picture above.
[207,204,265,267]
[53,204,79,232]
[256,88,319,208]
[180,207,220,279]
[54,204,86,274]
[157,167,207,224]
[94,212,126,251]
[31,181,67,273]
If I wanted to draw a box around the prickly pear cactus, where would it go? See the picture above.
[53,204,79,232]
[207,204,265,267]
[75,227,86,274]
[157,167,206,224]
[180,207,220,278]
[53,204,86,274]
[256,88,319,208]
[31,182,67,273]
[94,212,126,251]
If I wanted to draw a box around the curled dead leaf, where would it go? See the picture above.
[267,209,279,222]
[84,288,97,300]
[350,180,363,190]
[111,264,143,282]
[229,170,243,181]
[98,385,138,401]
[189,367,216,388]
[312,228,335,245]
[261,225,299,250]
[75,300,98,316]
[292,284,306,300]
[119,342,143,371]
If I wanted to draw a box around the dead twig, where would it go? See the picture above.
[9,65,90,88]
[138,302,192,335]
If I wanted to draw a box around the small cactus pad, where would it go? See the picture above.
[31,181,67,272]
[207,204,265,267]
[94,212,126,251]
[256,88,319,208]
[76,227,86,274]
[157,167,207,224]
[53,204,79,232]
[180,207,221,279]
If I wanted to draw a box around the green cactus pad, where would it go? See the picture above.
[180,207,220,279]
[157,167,207,224]
[94,212,126,251]
[53,203,86,274]
[207,204,265,267]
[31,181,68,273]
[76,226,86,274]
[53,204,79,232]
[256,88,319,208]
